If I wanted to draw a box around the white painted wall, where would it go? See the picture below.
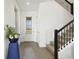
[20,11,38,42]
[4,0,20,59]
[58,42,74,59]
[19,0,73,47]
[37,0,73,47]
[15,6,21,34]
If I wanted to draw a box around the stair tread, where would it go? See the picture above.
[47,44,54,54]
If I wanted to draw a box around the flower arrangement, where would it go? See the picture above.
[5,25,19,40]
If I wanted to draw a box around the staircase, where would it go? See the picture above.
[47,41,54,54]
[47,20,74,59]
[55,0,74,14]
[46,0,74,58]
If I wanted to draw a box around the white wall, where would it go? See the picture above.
[37,0,73,47]
[4,0,20,59]
[20,11,38,42]
[58,42,74,59]
[19,0,73,47]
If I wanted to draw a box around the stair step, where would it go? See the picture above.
[55,0,71,12]
[47,44,54,54]
[50,41,54,46]
[47,39,72,54]
[47,43,63,54]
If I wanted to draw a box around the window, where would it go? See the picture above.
[26,17,32,30]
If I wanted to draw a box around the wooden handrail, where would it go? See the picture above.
[58,20,74,32]
[65,0,72,5]
[65,0,74,14]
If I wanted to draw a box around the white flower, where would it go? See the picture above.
[15,34,18,38]
[9,35,13,39]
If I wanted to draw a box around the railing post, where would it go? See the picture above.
[54,29,58,59]
[71,3,73,15]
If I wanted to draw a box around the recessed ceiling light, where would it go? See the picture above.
[26,2,30,6]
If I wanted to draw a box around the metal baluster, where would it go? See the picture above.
[64,28,65,47]
[68,25,69,43]
[66,27,68,45]
[72,22,74,41]
[61,31,62,49]
[69,24,72,43]
[58,33,60,51]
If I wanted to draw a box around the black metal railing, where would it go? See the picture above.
[54,20,74,59]
[65,0,74,15]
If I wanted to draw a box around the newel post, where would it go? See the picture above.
[54,29,58,59]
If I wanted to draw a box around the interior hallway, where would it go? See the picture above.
[20,42,53,59]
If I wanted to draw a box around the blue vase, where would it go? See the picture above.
[9,38,18,43]
[7,38,20,59]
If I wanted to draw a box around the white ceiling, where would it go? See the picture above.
[16,0,74,11]
[16,0,51,11]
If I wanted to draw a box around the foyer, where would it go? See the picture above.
[4,0,74,59]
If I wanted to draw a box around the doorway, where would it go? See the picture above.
[26,17,32,41]
[26,17,32,32]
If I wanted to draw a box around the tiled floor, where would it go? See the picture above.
[20,42,53,59]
